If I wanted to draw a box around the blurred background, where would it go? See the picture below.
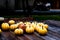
[0,0,60,10]
[0,0,60,20]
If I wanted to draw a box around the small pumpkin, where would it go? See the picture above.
[38,26,48,35]
[8,20,15,24]
[1,23,9,30]
[14,28,23,35]
[0,29,2,34]
[26,26,34,33]
[10,24,18,30]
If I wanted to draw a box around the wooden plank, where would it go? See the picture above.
[33,25,60,40]
[49,25,60,34]
[10,31,44,40]
[34,32,56,40]
[46,25,60,40]
[0,34,6,40]
[48,30,60,40]
[1,31,19,40]
[45,20,60,27]
[10,31,31,40]
[24,33,44,40]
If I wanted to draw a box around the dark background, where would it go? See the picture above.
[0,0,60,16]
[0,0,60,22]
[0,0,60,10]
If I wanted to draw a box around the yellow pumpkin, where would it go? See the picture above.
[18,22,23,24]
[14,28,23,35]
[35,25,40,32]
[26,26,34,33]
[43,24,48,29]
[8,20,15,24]
[24,22,31,25]
[38,26,48,35]
[1,23,9,30]
[0,29,2,34]
[10,24,18,30]
[31,23,36,29]
[32,21,37,25]
[37,23,44,26]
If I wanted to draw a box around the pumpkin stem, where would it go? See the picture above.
[42,26,43,29]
